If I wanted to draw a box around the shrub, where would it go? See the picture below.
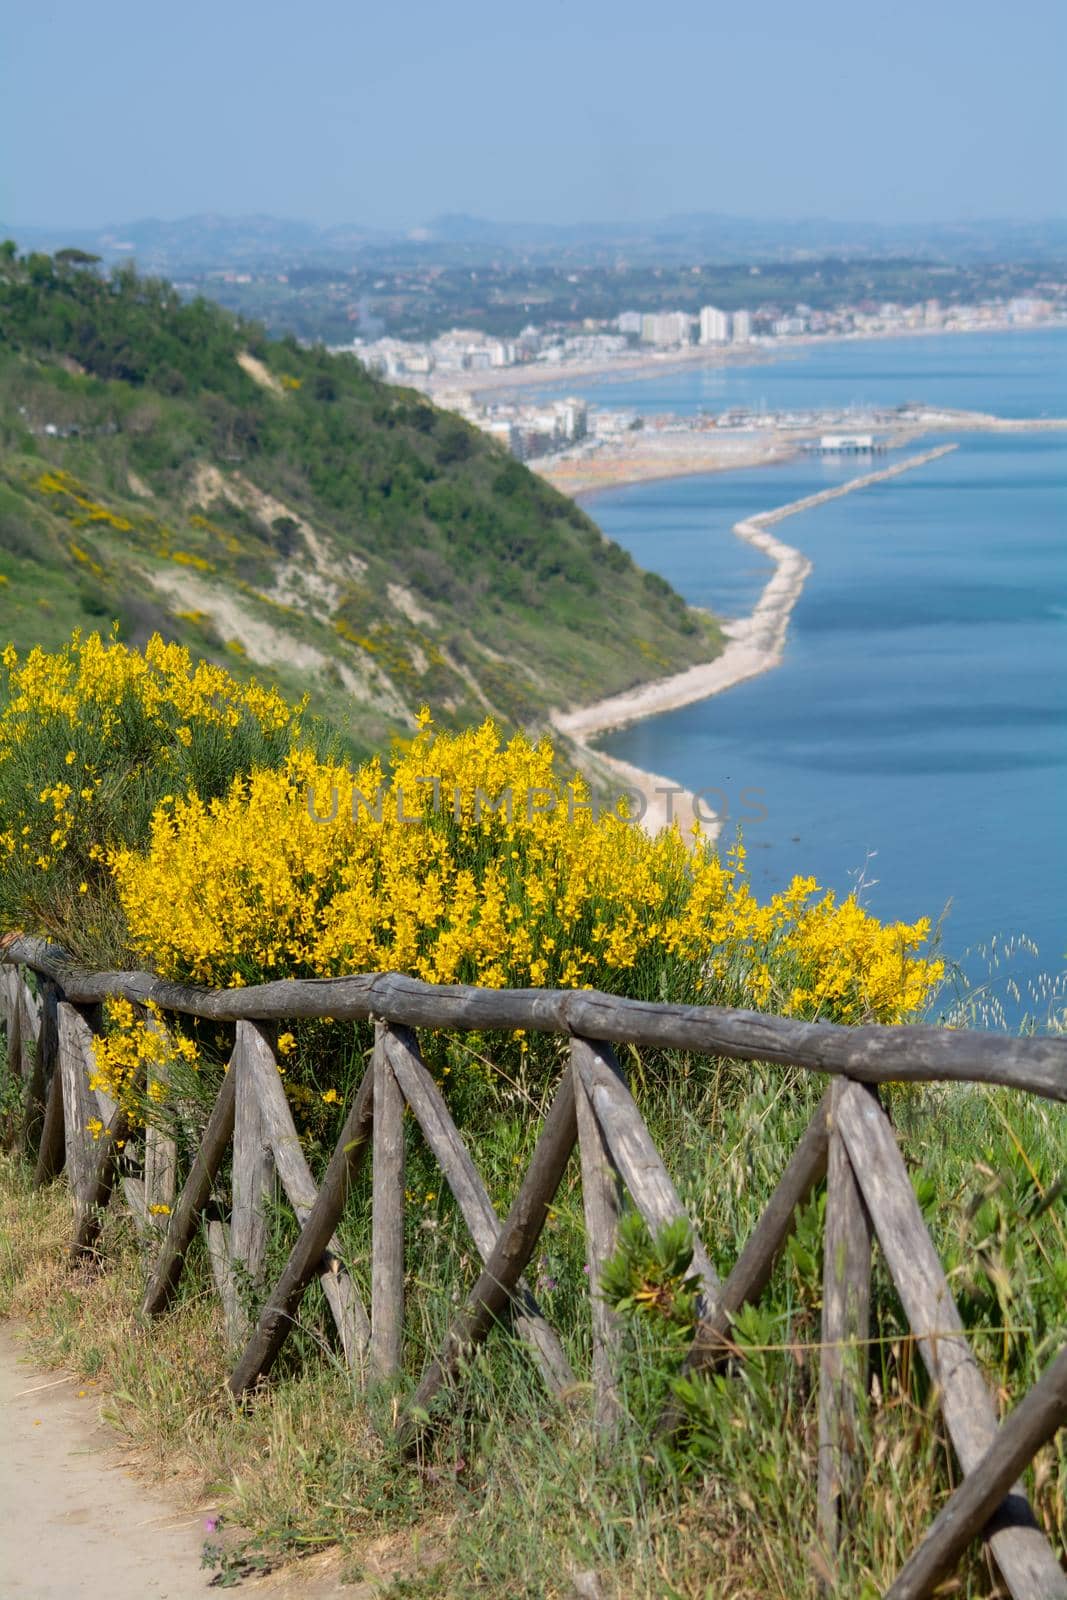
[0,629,304,942]
[109,710,942,1024]
[0,633,943,1112]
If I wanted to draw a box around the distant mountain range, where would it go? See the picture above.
[6,212,1067,272]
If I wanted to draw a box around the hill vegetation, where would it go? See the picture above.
[0,245,719,755]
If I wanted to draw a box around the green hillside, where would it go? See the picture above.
[0,246,720,753]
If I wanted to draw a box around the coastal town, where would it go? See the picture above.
[343,291,1064,465]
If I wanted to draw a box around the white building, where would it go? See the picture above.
[731,309,752,344]
[818,433,874,452]
[555,397,588,442]
[641,311,691,347]
[699,305,730,345]
[617,310,643,335]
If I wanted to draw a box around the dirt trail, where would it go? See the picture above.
[0,1331,213,1597]
[0,1331,348,1598]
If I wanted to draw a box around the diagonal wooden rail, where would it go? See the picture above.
[1,942,1063,1599]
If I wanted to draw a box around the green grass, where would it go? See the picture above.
[1,1044,1063,1598]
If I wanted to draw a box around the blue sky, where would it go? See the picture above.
[3,0,1064,227]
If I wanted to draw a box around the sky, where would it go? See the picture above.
[3,0,1065,229]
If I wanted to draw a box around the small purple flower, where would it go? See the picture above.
[204,1517,219,1534]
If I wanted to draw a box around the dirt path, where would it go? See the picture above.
[0,1331,213,1597]
[0,1331,350,1598]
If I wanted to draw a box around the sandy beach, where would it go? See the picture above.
[538,433,792,497]
[557,443,958,838]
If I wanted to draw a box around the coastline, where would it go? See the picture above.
[537,411,1067,500]
[423,319,1067,407]
[556,443,958,839]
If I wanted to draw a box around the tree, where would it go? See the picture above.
[55,248,102,268]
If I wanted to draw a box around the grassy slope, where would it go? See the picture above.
[0,1061,1062,1598]
[0,252,721,754]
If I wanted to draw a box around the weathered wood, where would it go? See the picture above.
[120,1175,148,1236]
[56,1001,102,1213]
[140,1017,177,1225]
[0,966,20,1150]
[141,1064,237,1318]
[0,965,21,1063]
[654,1089,832,1443]
[230,1028,275,1334]
[0,963,16,1033]
[17,969,47,1149]
[238,1021,369,1366]
[227,1063,375,1398]
[32,982,65,1186]
[71,1095,130,1261]
[370,1024,405,1381]
[816,1080,873,1568]
[887,1343,1067,1600]
[4,938,1064,1102]
[396,1069,577,1449]
[382,1022,574,1396]
[88,1080,151,1235]
[836,1080,1066,1600]
[572,1039,625,1431]
[144,1120,178,1225]
[1,967,43,1148]
[573,1042,720,1314]
[205,1218,242,1341]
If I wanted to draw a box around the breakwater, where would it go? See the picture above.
[556,444,957,741]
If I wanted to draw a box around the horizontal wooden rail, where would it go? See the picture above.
[3,938,1064,1101]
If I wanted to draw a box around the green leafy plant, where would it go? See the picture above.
[600,1212,702,1338]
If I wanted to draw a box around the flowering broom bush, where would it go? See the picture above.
[0,629,304,945]
[0,632,943,1120]
[110,714,941,1026]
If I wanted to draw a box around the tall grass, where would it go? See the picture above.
[1,1046,1062,1598]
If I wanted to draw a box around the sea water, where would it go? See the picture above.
[579,335,1067,1027]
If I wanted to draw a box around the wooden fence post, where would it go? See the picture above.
[142,1064,237,1318]
[227,1063,375,1398]
[572,1038,625,1433]
[239,1020,369,1369]
[71,1097,131,1262]
[141,1013,178,1226]
[17,969,45,1151]
[0,965,44,1151]
[382,1022,574,1397]
[816,1078,872,1571]
[835,1080,1066,1600]
[56,1000,103,1236]
[230,1022,276,1340]
[32,981,65,1186]
[370,1022,405,1381]
[0,965,24,1151]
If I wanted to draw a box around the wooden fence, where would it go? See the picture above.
[1,932,1065,1600]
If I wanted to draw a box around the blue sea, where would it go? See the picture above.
[577,332,1067,1027]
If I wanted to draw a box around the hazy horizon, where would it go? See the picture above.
[8,206,1067,235]
[4,0,1065,232]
